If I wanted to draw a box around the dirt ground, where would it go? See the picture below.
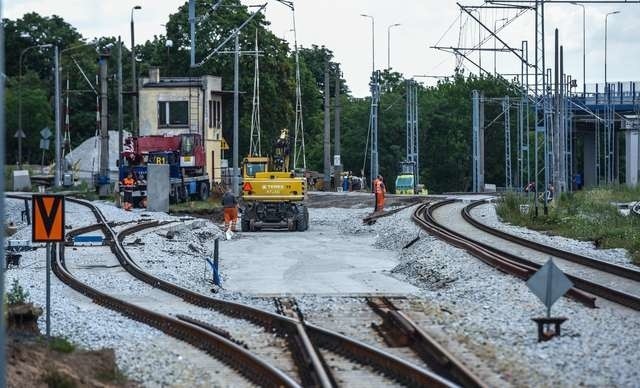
[7,335,138,388]
[6,304,136,388]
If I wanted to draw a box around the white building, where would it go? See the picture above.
[138,68,227,183]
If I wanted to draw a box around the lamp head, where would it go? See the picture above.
[134,5,141,10]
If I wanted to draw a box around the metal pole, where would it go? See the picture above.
[189,0,196,67]
[0,11,7,384]
[472,90,480,192]
[18,49,26,167]
[553,29,560,195]
[131,6,141,136]
[387,23,400,70]
[361,14,375,73]
[334,65,342,190]
[54,46,61,187]
[323,59,331,191]
[118,37,124,169]
[99,51,110,195]
[232,33,240,196]
[582,5,586,96]
[46,243,51,337]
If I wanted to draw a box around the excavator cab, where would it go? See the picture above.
[243,156,269,178]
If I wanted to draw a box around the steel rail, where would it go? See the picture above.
[412,200,597,307]
[418,200,640,311]
[363,201,423,225]
[275,297,336,388]
[62,196,457,386]
[463,200,640,282]
[367,297,487,388]
[56,229,299,387]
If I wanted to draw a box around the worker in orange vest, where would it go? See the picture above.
[374,174,386,212]
[122,172,136,211]
[372,176,379,212]
[221,188,239,232]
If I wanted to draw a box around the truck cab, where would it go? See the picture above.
[395,161,418,195]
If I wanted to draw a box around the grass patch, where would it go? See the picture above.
[48,336,76,354]
[95,368,129,384]
[496,185,640,264]
[42,370,76,388]
[169,198,222,213]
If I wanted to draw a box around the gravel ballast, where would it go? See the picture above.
[472,202,636,269]
[6,195,639,386]
[350,205,640,387]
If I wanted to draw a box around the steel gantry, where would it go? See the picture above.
[406,79,419,186]
[369,70,381,184]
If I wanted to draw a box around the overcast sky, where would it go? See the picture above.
[5,0,640,97]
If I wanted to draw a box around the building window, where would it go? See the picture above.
[208,100,213,128]
[158,101,188,128]
[213,100,221,128]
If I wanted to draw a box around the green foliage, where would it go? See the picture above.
[497,188,640,264]
[42,369,76,388]
[7,278,30,305]
[48,336,76,354]
[4,8,523,194]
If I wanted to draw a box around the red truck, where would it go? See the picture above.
[119,133,210,204]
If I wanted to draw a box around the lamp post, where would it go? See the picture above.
[604,11,619,90]
[494,17,507,75]
[605,10,620,183]
[131,5,142,136]
[571,3,586,96]
[18,44,53,167]
[360,14,375,73]
[387,23,400,70]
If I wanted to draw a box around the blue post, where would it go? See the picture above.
[206,238,221,287]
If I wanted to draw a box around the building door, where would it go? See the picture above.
[211,150,216,183]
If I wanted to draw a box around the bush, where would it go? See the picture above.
[42,369,76,388]
[49,336,76,353]
[496,188,640,264]
[7,278,30,305]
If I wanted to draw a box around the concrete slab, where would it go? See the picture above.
[147,164,169,212]
[218,223,419,296]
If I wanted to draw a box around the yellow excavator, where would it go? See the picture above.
[240,128,309,231]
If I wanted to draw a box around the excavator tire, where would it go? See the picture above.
[241,218,250,232]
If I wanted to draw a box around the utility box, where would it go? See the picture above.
[12,170,31,191]
[62,173,73,187]
[147,163,170,212]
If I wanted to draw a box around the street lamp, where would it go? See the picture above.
[605,10,620,183]
[604,11,619,91]
[360,14,375,73]
[494,17,507,75]
[571,2,586,96]
[131,5,142,136]
[387,23,401,70]
[18,43,53,167]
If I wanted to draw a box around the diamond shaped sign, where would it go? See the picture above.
[526,259,573,311]
[40,127,52,139]
[14,129,26,139]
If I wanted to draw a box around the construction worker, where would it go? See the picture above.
[375,174,386,212]
[221,188,239,232]
[372,176,380,212]
[122,172,136,211]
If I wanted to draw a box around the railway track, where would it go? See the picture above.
[8,194,471,386]
[413,199,640,311]
[362,202,423,225]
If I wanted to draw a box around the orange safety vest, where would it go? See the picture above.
[375,179,385,194]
